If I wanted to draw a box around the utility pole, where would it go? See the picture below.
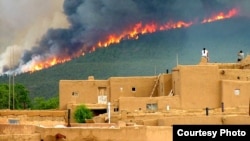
[12,71,15,110]
[12,46,15,110]
[8,46,15,110]
[8,48,11,109]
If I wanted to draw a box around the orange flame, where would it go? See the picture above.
[201,8,238,23]
[26,8,238,73]
[28,57,71,73]
[95,8,238,49]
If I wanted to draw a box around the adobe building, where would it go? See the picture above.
[1,56,250,141]
[59,56,250,116]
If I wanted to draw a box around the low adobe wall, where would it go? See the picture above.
[158,116,223,126]
[119,96,181,112]
[0,110,67,117]
[156,115,250,127]
[0,123,171,141]
[0,124,41,141]
[122,107,249,126]
[0,110,67,127]
[222,115,250,124]
[37,125,171,141]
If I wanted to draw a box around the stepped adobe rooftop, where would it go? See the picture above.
[1,56,250,141]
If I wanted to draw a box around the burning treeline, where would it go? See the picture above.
[25,8,238,73]
[95,8,238,50]
[6,5,239,73]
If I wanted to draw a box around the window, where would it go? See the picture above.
[98,87,106,95]
[132,87,136,92]
[234,89,240,96]
[72,92,78,96]
[98,87,107,104]
[146,103,158,111]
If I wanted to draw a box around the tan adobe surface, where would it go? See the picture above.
[1,56,250,141]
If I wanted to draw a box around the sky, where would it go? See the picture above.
[0,0,250,74]
[0,0,68,73]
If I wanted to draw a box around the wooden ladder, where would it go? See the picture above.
[168,89,174,96]
[150,74,161,97]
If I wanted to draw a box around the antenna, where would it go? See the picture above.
[154,65,156,75]
[176,53,179,66]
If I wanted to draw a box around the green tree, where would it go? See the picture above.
[32,96,59,110]
[74,104,93,123]
[0,84,9,109]
[0,83,31,109]
[15,84,31,109]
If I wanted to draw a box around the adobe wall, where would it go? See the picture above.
[171,67,180,96]
[37,125,171,141]
[240,55,250,69]
[0,110,66,127]
[217,63,241,69]
[0,127,41,141]
[123,106,249,126]
[158,74,172,96]
[0,124,40,141]
[158,116,223,125]
[173,65,221,109]
[221,80,250,107]
[0,124,37,134]
[59,80,109,110]
[109,76,157,101]
[118,96,181,112]
[1,115,249,141]
[0,124,172,141]
[222,115,250,124]
[219,69,250,80]
[157,115,250,126]
[60,76,163,110]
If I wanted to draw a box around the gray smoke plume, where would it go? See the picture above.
[0,0,68,74]
[1,0,249,74]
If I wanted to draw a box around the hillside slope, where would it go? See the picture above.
[0,17,250,99]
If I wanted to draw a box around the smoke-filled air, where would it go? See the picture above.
[0,0,249,75]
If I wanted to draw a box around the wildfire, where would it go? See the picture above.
[26,8,238,73]
[27,57,71,73]
[96,8,238,49]
[201,8,238,23]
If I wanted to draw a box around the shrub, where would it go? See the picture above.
[74,104,93,123]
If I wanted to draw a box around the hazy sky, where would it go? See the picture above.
[0,0,249,74]
[0,0,68,73]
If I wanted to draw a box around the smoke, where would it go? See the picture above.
[0,0,249,74]
[0,0,68,74]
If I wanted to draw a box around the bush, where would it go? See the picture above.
[74,104,93,123]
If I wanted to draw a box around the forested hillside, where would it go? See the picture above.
[0,17,250,100]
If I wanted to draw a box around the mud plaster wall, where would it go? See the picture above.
[158,74,172,96]
[1,115,249,141]
[158,115,250,126]
[59,80,109,110]
[0,124,40,140]
[158,116,223,126]
[37,126,171,141]
[60,62,250,111]
[119,96,181,112]
[171,68,180,97]
[0,110,66,127]
[109,76,156,101]
[221,80,250,107]
[177,65,221,109]
[218,69,250,80]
